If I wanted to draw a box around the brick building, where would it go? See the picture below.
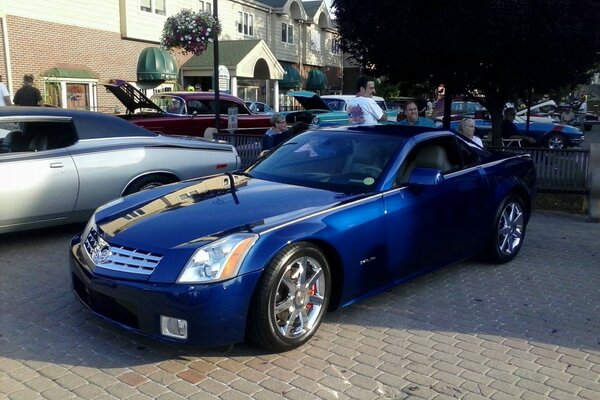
[0,0,343,113]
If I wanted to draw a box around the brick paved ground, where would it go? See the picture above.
[1,210,599,400]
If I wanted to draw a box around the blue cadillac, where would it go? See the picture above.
[70,124,536,352]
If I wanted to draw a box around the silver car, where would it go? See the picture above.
[0,107,240,234]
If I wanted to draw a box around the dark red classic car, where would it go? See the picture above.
[104,81,272,137]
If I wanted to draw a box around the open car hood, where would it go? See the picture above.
[103,80,164,114]
[287,90,332,111]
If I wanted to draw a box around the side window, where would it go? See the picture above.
[394,137,458,186]
[326,100,344,111]
[187,100,209,114]
[3,121,77,152]
[455,137,482,167]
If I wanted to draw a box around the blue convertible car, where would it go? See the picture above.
[70,125,536,351]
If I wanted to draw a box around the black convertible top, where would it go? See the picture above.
[0,106,158,140]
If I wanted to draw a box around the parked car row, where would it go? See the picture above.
[429,98,585,149]
[448,114,585,150]
[104,80,273,137]
[509,99,599,131]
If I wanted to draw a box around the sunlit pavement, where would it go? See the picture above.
[1,210,599,400]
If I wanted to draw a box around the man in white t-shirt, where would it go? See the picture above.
[346,76,387,125]
[578,96,588,114]
[0,74,12,106]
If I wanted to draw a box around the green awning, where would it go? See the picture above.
[305,69,328,91]
[43,66,98,79]
[137,47,177,82]
[279,64,301,89]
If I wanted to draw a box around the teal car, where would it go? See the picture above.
[284,91,397,127]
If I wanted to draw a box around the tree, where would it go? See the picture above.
[332,0,600,144]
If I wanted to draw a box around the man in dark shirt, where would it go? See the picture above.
[501,107,536,145]
[501,108,519,139]
[13,74,43,106]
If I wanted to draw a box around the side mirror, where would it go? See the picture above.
[408,167,444,186]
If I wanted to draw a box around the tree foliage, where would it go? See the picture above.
[332,0,600,142]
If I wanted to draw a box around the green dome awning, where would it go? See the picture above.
[305,69,328,91]
[279,64,301,89]
[137,47,177,82]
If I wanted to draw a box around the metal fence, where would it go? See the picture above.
[488,146,590,194]
[214,135,591,194]
[214,133,263,168]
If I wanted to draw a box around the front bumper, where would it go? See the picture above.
[69,237,261,347]
[570,135,585,146]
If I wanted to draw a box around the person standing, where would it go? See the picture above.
[261,113,289,152]
[0,74,12,106]
[457,118,483,146]
[13,74,43,106]
[346,76,387,125]
[578,95,588,114]
[397,101,436,127]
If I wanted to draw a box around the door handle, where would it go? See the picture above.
[50,162,64,169]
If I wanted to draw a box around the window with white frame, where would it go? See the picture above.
[199,1,212,13]
[44,79,98,111]
[140,0,166,15]
[281,23,293,44]
[310,30,321,52]
[331,38,341,55]
[237,12,254,36]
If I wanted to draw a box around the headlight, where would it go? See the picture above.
[177,233,258,283]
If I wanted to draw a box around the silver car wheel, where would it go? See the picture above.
[497,201,524,256]
[272,255,326,339]
[547,133,565,149]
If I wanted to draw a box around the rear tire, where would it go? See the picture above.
[248,243,330,352]
[124,174,174,195]
[485,195,527,263]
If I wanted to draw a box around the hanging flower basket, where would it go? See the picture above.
[160,9,221,56]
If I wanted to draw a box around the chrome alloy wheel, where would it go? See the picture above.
[497,201,524,256]
[272,255,326,339]
[547,133,566,149]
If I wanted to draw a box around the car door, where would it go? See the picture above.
[0,139,78,230]
[383,136,488,278]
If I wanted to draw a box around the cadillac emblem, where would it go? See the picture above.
[90,236,113,264]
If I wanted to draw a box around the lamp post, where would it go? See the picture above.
[213,0,220,132]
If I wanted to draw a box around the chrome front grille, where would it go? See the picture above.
[83,227,162,276]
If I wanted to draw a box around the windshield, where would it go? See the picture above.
[248,130,407,194]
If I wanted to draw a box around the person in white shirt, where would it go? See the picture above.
[346,76,387,125]
[0,74,12,106]
[578,96,588,114]
[457,118,483,147]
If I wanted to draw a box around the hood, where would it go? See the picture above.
[103,80,164,114]
[287,90,332,111]
[95,174,355,250]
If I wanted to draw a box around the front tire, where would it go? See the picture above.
[248,243,331,352]
[485,196,527,263]
[545,133,566,149]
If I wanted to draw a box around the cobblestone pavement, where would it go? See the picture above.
[1,210,599,400]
